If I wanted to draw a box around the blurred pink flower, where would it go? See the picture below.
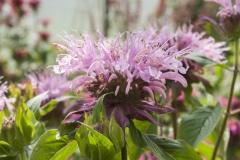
[227,118,240,145]
[139,152,158,160]
[28,0,40,11]
[175,24,228,63]
[205,0,240,18]
[27,70,70,104]
[38,31,50,41]
[40,18,51,27]
[0,77,15,111]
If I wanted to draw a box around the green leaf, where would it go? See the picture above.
[26,91,48,120]
[81,123,115,160]
[147,135,202,160]
[127,120,157,160]
[31,122,46,143]
[75,123,91,158]
[201,22,228,41]
[40,96,77,116]
[184,52,226,67]
[0,141,11,155]
[92,93,111,124]
[109,115,125,153]
[129,121,201,160]
[178,103,222,148]
[129,121,173,160]
[58,123,78,138]
[14,104,35,150]
[30,129,78,160]
[205,116,230,160]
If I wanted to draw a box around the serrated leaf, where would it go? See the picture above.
[14,104,35,150]
[178,103,222,148]
[30,130,78,160]
[147,135,202,160]
[75,122,91,158]
[31,122,46,143]
[0,141,11,155]
[81,123,115,160]
[184,52,226,67]
[127,120,157,160]
[109,115,125,153]
[40,96,77,116]
[58,123,78,138]
[129,121,173,160]
[26,91,48,120]
[129,121,201,160]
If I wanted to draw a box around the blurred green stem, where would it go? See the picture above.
[121,129,127,160]
[171,101,178,139]
[211,39,239,160]
[19,150,27,160]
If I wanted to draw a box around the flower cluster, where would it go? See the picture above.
[205,0,240,39]
[0,77,15,111]
[205,0,240,18]
[53,30,190,128]
[227,118,240,146]
[27,70,69,105]
[175,24,228,63]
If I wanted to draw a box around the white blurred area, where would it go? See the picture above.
[38,0,161,40]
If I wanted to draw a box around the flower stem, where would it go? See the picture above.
[121,129,127,160]
[171,101,178,139]
[19,150,27,160]
[211,39,239,160]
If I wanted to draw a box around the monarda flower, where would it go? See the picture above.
[205,0,240,39]
[27,70,70,105]
[52,30,190,128]
[0,77,15,111]
[175,24,228,63]
[154,24,229,101]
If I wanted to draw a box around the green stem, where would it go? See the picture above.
[211,39,239,160]
[121,129,127,160]
[19,150,27,160]
[171,101,178,139]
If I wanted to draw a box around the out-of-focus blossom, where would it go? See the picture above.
[14,48,26,59]
[53,30,190,128]
[40,18,51,27]
[28,0,40,11]
[205,0,240,18]
[27,70,70,105]
[227,118,240,145]
[139,152,158,160]
[11,0,24,7]
[218,96,240,110]
[205,0,240,39]
[38,31,50,41]
[175,24,228,63]
[0,77,15,111]
[151,24,229,101]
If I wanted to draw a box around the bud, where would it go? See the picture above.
[1,115,15,147]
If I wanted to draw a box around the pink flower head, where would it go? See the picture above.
[27,70,70,104]
[205,0,240,39]
[53,30,190,128]
[227,118,240,145]
[205,0,240,18]
[175,24,228,63]
[28,0,40,11]
[0,77,15,111]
